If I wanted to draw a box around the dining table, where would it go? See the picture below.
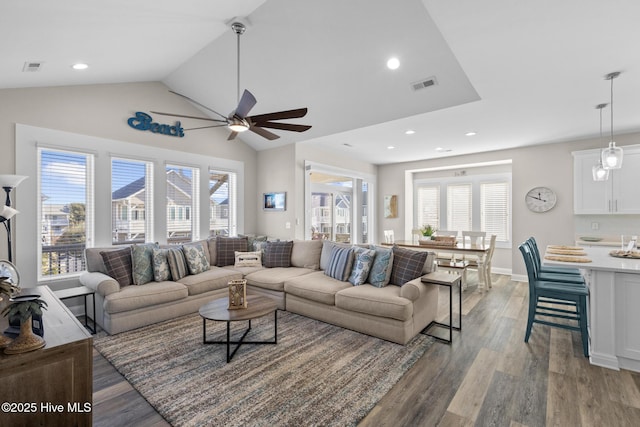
[382,240,492,290]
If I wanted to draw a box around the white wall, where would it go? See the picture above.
[0,81,258,272]
[377,131,640,276]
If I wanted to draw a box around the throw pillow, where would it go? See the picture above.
[100,247,133,287]
[152,248,172,282]
[184,240,211,265]
[166,247,189,280]
[348,247,376,286]
[183,244,210,275]
[131,243,157,285]
[390,245,429,286]
[367,245,394,288]
[324,246,355,281]
[263,241,294,268]
[216,236,249,267]
[234,251,262,268]
[320,240,351,271]
[290,240,323,269]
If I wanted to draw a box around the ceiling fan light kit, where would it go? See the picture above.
[152,21,311,142]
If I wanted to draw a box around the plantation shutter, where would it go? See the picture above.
[447,183,472,232]
[481,181,510,242]
[416,185,440,230]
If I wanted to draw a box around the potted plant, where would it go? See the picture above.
[1,294,47,354]
[0,276,20,348]
[421,224,436,240]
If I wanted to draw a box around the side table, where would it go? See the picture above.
[421,271,462,344]
[54,286,96,334]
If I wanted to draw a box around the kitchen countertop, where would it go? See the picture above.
[545,245,640,273]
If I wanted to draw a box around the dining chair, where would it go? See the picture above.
[411,228,423,244]
[383,229,394,244]
[466,234,496,289]
[461,230,486,265]
[519,242,589,357]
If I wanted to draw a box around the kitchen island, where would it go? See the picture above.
[544,246,640,372]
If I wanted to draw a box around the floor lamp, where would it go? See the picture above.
[0,175,28,264]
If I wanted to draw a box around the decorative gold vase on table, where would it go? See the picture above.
[4,314,45,354]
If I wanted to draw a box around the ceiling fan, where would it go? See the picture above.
[152,22,311,141]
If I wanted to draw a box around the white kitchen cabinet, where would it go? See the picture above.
[573,145,640,214]
[615,273,640,362]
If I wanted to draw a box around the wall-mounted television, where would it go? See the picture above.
[263,192,286,211]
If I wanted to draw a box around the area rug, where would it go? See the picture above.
[94,311,432,427]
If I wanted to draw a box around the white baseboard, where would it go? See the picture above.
[510,274,527,282]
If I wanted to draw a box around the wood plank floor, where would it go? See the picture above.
[92,274,640,426]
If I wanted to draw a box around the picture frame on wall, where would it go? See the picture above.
[384,195,398,218]
[263,192,286,211]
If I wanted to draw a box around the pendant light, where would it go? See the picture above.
[601,71,623,169]
[592,103,610,181]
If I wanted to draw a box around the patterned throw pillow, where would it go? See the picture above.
[131,243,157,285]
[348,247,376,286]
[324,246,355,281]
[100,247,133,287]
[234,251,262,267]
[367,245,394,288]
[263,241,293,268]
[152,248,172,282]
[216,237,249,267]
[166,247,189,280]
[390,245,429,286]
[183,244,210,275]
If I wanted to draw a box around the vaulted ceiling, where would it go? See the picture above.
[2,0,639,164]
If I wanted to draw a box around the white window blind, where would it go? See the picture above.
[166,164,199,243]
[38,148,94,279]
[209,169,237,237]
[416,185,440,230]
[447,183,472,232]
[481,181,510,242]
[111,158,153,244]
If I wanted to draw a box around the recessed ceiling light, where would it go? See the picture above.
[387,146,395,150]
[435,147,452,152]
[465,131,477,136]
[386,57,400,70]
[405,129,415,135]
[72,63,89,70]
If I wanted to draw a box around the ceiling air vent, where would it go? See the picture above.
[23,61,43,72]
[411,76,438,92]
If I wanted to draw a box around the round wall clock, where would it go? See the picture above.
[525,186,557,213]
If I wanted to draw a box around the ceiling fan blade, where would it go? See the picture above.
[248,107,308,123]
[168,90,228,121]
[150,111,227,123]
[254,122,312,132]
[235,90,257,118]
[184,124,229,131]
[249,125,280,140]
[227,131,238,141]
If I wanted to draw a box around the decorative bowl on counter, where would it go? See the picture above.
[580,236,603,242]
[609,250,640,259]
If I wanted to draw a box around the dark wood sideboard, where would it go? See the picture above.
[0,285,93,427]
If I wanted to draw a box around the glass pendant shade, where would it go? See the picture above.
[592,162,609,181]
[0,174,28,189]
[602,141,623,169]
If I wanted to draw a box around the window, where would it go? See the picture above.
[209,169,237,237]
[112,158,153,244]
[481,182,510,242]
[166,164,199,243]
[416,185,439,230]
[414,172,511,244]
[39,148,94,279]
[447,184,472,233]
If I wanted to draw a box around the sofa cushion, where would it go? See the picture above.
[177,267,242,296]
[320,241,352,271]
[263,241,293,268]
[234,251,262,267]
[390,246,429,286]
[245,267,314,292]
[324,246,354,281]
[101,247,133,287]
[167,247,189,280]
[183,243,210,275]
[131,243,157,285]
[216,236,249,267]
[152,248,172,282]
[284,271,352,305]
[207,237,217,266]
[367,245,394,288]
[223,264,264,276]
[290,240,323,269]
[104,281,188,314]
[335,284,413,321]
[348,247,376,286]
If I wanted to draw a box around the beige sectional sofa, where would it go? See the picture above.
[79,237,439,345]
